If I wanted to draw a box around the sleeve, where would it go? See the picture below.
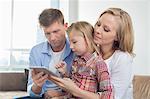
[110,53,133,99]
[27,48,44,98]
[96,60,113,99]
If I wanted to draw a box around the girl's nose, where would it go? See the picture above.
[70,43,73,49]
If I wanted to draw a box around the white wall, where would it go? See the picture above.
[148,1,150,74]
[77,0,150,75]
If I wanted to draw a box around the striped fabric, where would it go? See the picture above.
[71,52,113,99]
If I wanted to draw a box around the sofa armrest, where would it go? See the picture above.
[133,75,150,99]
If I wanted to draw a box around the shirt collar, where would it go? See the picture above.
[80,52,97,62]
[41,37,72,58]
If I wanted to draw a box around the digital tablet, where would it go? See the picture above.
[30,66,58,77]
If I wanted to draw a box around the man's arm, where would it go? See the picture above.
[27,48,47,97]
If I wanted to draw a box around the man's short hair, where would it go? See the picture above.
[39,8,64,27]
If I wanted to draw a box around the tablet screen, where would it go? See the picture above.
[30,66,58,77]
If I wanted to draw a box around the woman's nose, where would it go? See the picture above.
[95,28,102,35]
[94,30,101,35]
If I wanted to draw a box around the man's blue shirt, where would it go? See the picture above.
[27,39,73,97]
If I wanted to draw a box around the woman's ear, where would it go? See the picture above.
[114,35,118,41]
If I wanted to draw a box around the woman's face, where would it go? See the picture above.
[94,13,118,48]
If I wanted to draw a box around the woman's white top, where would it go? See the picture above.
[104,50,133,99]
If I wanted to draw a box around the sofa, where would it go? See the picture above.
[0,71,150,99]
[0,70,28,99]
[133,75,150,99]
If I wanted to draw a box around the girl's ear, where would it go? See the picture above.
[84,34,93,53]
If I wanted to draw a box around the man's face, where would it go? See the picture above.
[43,22,67,52]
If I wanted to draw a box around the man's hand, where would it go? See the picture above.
[31,69,48,94]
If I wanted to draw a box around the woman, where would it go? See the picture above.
[93,8,134,99]
[49,7,134,99]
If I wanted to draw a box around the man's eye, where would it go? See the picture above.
[45,33,50,35]
[53,30,60,33]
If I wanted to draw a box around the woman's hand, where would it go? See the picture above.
[49,76,80,96]
[49,76,101,99]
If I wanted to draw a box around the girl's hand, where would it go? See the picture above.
[55,61,67,75]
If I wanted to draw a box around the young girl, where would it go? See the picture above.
[55,21,113,99]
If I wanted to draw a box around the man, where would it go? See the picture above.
[27,8,73,98]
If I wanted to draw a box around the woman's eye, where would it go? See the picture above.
[96,22,101,27]
[104,28,110,32]
[97,24,101,27]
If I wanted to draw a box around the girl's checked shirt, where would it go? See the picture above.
[71,52,113,99]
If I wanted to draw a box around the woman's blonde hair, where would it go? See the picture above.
[99,8,134,55]
[67,21,99,54]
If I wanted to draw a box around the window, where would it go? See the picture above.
[0,0,69,72]
[0,0,51,72]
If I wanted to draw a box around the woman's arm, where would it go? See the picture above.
[110,52,133,99]
[96,60,114,99]
[49,76,100,99]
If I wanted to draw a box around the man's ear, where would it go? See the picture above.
[64,23,68,30]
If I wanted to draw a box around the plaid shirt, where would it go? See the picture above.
[71,52,113,99]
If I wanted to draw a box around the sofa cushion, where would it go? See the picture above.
[0,73,27,91]
[0,91,28,99]
[133,75,150,99]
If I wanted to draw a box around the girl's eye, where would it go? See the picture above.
[72,41,77,44]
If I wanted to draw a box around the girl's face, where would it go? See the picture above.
[69,29,88,56]
[94,13,118,48]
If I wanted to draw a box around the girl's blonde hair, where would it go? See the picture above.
[99,8,134,55]
[67,21,99,54]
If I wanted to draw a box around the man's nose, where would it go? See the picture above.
[50,33,56,41]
